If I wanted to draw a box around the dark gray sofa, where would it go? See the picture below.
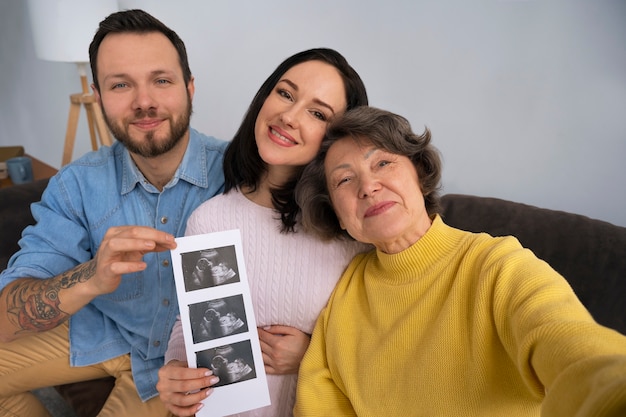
[2,179,625,416]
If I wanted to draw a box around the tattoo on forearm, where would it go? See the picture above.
[7,259,96,333]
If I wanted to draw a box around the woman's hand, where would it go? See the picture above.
[258,325,311,374]
[156,360,219,416]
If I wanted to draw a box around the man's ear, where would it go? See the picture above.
[187,76,195,100]
[91,84,102,106]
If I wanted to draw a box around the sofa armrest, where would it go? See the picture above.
[0,179,49,270]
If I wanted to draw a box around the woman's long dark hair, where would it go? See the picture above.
[223,48,368,233]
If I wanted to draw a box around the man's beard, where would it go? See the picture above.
[103,97,193,158]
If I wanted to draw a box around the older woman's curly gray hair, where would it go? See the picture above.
[296,106,443,240]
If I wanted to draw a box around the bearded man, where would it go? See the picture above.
[0,9,227,416]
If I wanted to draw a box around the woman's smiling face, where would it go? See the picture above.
[254,60,347,171]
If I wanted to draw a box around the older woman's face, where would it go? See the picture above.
[325,137,432,253]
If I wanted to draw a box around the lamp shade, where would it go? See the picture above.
[27,0,119,63]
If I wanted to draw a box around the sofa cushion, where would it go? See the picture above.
[55,379,115,417]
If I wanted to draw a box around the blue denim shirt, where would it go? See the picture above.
[0,128,227,400]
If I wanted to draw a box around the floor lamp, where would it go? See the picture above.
[27,0,119,166]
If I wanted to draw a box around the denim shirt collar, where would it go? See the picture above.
[120,128,211,195]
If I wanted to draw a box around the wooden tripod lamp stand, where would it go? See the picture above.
[27,0,119,165]
[62,63,113,166]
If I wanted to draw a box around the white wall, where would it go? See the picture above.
[1,0,625,227]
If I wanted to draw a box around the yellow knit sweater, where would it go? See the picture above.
[294,215,626,416]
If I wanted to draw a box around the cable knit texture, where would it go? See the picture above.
[165,189,371,416]
[294,215,626,417]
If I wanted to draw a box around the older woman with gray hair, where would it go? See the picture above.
[293,106,626,417]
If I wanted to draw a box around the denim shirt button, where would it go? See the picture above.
[153,340,161,347]
[160,216,168,224]
[162,298,170,306]
[162,259,170,267]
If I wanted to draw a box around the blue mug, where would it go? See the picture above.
[7,156,34,184]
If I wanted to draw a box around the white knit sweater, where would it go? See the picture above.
[165,189,370,417]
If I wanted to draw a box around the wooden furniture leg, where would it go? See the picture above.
[61,74,113,166]
[62,95,82,166]
[85,96,113,147]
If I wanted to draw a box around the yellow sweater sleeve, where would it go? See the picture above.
[543,352,626,416]
[487,238,626,416]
